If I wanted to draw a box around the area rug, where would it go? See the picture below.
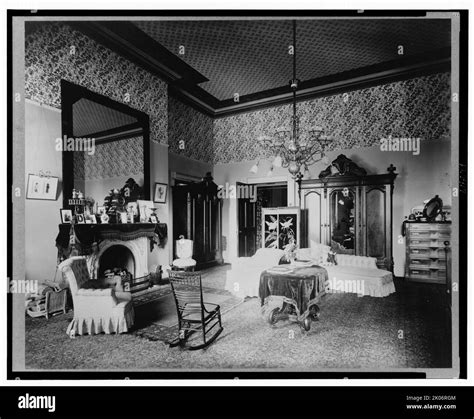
[132,286,243,344]
[131,284,172,307]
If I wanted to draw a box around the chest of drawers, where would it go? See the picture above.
[405,222,451,283]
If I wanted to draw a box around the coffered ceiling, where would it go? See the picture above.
[74,17,451,116]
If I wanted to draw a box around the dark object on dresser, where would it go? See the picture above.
[423,195,443,221]
[168,270,223,350]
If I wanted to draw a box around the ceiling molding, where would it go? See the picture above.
[71,21,209,85]
[213,51,451,117]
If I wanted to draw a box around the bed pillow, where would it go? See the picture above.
[295,247,312,261]
[310,240,331,264]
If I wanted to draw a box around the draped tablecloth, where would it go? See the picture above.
[259,265,328,315]
[56,223,167,260]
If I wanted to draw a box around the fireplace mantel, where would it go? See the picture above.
[56,223,167,261]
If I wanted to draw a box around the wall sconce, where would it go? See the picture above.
[250,161,260,174]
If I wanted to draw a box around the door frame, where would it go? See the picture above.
[169,171,202,262]
[233,176,291,261]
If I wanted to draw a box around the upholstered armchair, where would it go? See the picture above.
[225,248,285,298]
[57,256,134,336]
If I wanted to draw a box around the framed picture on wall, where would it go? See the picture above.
[26,174,59,200]
[153,182,168,203]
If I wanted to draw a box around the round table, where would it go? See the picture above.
[259,264,328,331]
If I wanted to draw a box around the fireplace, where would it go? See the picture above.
[98,245,135,278]
[87,237,150,280]
[56,223,168,280]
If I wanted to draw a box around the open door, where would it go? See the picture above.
[237,182,257,257]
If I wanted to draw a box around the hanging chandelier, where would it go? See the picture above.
[254,20,332,179]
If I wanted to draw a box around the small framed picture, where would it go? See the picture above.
[97,206,106,215]
[60,209,73,224]
[150,213,159,223]
[85,213,96,224]
[126,202,138,217]
[76,214,85,224]
[137,200,154,222]
[27,174,59,200]
[154,183,168,204]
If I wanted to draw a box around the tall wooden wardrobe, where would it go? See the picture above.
[299,155,397,272]
[172,172,223,269]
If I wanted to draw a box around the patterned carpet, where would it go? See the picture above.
[133,285,243,344]
[24,266,451,370]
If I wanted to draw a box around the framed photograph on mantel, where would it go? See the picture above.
[153,182,168,204]
[60,209,72,224]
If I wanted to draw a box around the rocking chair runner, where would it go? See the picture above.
[168,270,223,350]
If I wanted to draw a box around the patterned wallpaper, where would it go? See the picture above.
[168,95,214,163]
[74,136,144,181]
[213,72,451,164]
[25,23,168,144]
[25,23,450,165]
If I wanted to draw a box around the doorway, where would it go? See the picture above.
[238,182,288,257]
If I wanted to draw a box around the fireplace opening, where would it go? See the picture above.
[98,245,135,279]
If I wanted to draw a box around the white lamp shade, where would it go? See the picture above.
[303,166,310,179]
[272,156,283,167]
[249,162,259,174]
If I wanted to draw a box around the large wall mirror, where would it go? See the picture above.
[60,80,150,208]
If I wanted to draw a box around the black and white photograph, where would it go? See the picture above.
[7,8,468,385]
[59,209,72,224]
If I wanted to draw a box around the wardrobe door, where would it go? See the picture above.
[192,197,204,264]
[363,185,389,270]
[328,187,357,253]
[301,189,324,247]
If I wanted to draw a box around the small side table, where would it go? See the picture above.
[26,286,68,319]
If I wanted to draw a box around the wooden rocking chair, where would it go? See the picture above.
[168,270,223,350]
